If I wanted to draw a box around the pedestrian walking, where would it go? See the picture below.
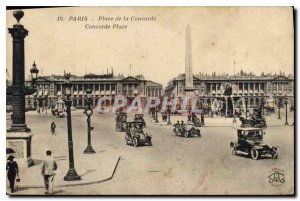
[41,150,57,195]
[50,122,56,135]
[6,155,19,193]
[201,112,205,125]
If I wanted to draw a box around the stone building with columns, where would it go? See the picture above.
[164,73,294,114]
[25,73,163,110]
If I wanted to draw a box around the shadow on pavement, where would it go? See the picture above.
[51,189,65,195]
[79,169,96,177]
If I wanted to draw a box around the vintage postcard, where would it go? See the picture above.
[6,6,294,195]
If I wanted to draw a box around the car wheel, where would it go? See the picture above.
[148,139,152,146]
[184,131,189,138]
[231,146,237,155]
[133,138,139,147]
[198,131,201,137]
[251,148,260,160]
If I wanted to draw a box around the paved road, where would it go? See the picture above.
[7,110,294,195]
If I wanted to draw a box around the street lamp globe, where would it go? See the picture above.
[30,61,39,81]
[85,108,93,116]
[63,82,71,97]
[86,88,93,103]
[62,74,72,98]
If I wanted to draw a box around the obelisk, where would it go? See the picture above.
[184,24,194,96]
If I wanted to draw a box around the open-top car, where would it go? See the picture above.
[125,121,152,147]
[191,115,202,127]
[173,121,201,138]
[239,116,267,128]
[230,127,278,160]
[239,106,267,128]
[134,114,146,128]
[115,113,127,132]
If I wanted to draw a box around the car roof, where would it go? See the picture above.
[236,127,263,131]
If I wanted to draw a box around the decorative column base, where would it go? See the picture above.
[6,132,34,167]
[7,124,31,133]
[84,145,96,154]
[64,169,81,181]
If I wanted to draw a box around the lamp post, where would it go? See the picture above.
[154,106,159,123]
[84,88,96,154]
[30,61,39,112]
[277,97,281,120]
[284,95,289,125]
[6,10,37,167]
[63,73,81,181]
[245,97,248,118]
[30,61,39,88]
[167,104,172,125]
[261,98,265,116]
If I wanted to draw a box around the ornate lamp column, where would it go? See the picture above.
[7,10,30,132]
[63,73,81,181]
[154,106,159,123]
[261,98,265,116]
[167,104,172,125]
[278,97,281,120]
[245,97,248,118]
[284,95,289,126]
[6,10,36,167]
[84,88,96,154]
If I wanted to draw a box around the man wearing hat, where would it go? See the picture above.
[6,155,19,193]
[41,150,57,195]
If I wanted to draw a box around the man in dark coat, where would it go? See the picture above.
[6,155,19,193]
[51,122,56,135]
[201,112,205,126]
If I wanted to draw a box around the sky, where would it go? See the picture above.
[6,7,294,87]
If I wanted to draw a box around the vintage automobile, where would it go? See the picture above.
[173,121,201,138]
[239,106,267,128]
[125,121,152,147]
[239,116,267,128]
[115,113,127,132]
[192,115,202,127]
[51,108,65,118]
[230,127,278,160]
[134,114,146,128]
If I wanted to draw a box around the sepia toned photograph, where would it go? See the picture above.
[5,6,294,195]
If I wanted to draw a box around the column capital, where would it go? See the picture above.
[8,25,28,39]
